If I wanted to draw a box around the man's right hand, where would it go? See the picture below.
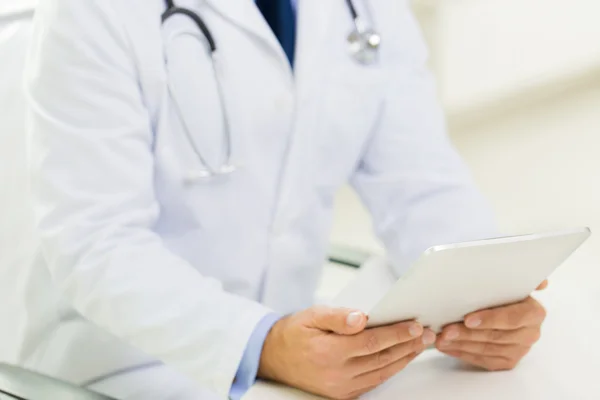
[258,306,436,399]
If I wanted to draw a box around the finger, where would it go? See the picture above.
[351,352,419,391]
[342,323,432,357]
[536,280,549,291]
[348,337,426,375]
[464,297,546,330]
[437,340,530,359]
[442,350,517,371]
[438,324,542,345]
[304,306,367,335]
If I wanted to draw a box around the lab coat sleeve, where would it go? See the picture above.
[230,313,280,400]
[350,11,499,277]
[25,0,271,397]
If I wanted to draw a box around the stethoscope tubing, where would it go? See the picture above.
[161,0,379,181]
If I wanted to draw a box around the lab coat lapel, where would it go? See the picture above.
[202,0,292,76]
[260,0,340,313]
[294,0,337,96]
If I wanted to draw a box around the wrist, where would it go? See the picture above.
[257,315,288,382]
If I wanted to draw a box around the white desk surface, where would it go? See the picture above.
[244,279,600,400]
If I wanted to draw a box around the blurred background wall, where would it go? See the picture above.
[327,0,600,296]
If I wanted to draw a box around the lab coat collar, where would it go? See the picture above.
[200,0,337,81]
[200,0,294,77]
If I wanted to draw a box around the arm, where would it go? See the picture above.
[26,1,270,396]
[351,7,546,370]
[351,8,498,277]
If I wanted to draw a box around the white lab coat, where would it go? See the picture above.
[5,0,496,397]
[0,0,36,363]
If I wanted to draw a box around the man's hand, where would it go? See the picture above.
[258,306,436,400]
[435,281,548,371]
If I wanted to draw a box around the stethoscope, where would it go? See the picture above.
[161,0,381,181]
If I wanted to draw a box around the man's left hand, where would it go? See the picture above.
[435,281,548,371]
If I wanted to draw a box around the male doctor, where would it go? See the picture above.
[5,0,547,398]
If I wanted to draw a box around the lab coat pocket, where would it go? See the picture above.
[316,62,385,187]
[162,15,227,177]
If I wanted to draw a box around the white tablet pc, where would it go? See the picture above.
[339,228,591,332]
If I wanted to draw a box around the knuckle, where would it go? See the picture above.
[308,306,322,322]
[378,369,389,384]
[481,342,492,356]
[308,307,325,327]
[448,340,462,351]
[536,303,547,321]
[487,356,519,371]
[474,353,487,367]
[504,358,520,370]
[400,354,414,369]
[363,373,380,388]
[364,333,380,354]
[455,341,466,351]
[520,349,531,361]
[521,328,541,346]
[326,307,338,321]
[482,341,503,357]
[530,328,542,344]
[489,329,504,342]
[376,348,392,367]
[516,344,532,359]
[485,363,502,372]
[525,300,546,324]
[486,358,507,371]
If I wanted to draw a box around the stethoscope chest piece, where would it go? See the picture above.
[345,0,381,65]
[347,27,381,65]
[183,163,238,185]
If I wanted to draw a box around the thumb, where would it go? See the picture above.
[536,280,549,291]
[303,306,367,335]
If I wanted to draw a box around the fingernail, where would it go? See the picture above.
[346,311,363,327]
[409,323,423,337]
[465,317,481,328]
[439,340,451,348]
[422,330,436,345]
[445,329,459,341]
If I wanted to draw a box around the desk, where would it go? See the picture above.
[244,281,600,399]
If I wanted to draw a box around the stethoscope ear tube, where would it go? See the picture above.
[162,6,217,53]
[163,0,236,182]
[345,0,359,20]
